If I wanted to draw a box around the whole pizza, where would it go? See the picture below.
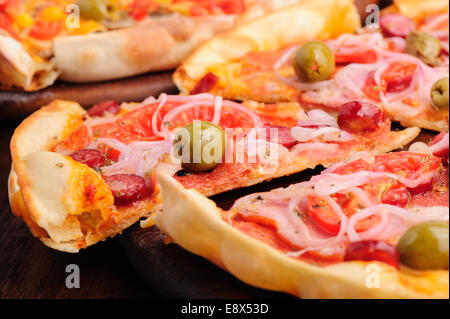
[5,0,450,299]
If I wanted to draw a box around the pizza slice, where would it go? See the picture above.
[174,0,449,131]
[156,132,449,299]
[0,0,299,91]
[8,93,418,252]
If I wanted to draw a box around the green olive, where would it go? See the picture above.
[406,31,442,66]
[397,221,449,270]
[431,77,449,111]
[173,121,226,173]
[76,0,109,20]
[293,41,335,82]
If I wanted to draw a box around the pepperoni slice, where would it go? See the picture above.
[263,125,297,148]
[380,14,415,38]
[344,240,399,268]
[337,101,383,133]
[104,174,147,206]
[190,72,219,94]
[70,149,105,169]
[88,101,121,118]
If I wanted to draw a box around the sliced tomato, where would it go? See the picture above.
[183,0,246,15]
[344,240,399,268]
[213,0,246,15]
[128,0,159,20]
[372,152,441,180]
[334,47,378,64]
[306,195,341,235]
[98,144,121,162]
[381,62,417,93]
[29,20,63,40]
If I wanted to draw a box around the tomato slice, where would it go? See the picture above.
[344,240,399,268]
[191,72,219,94]
[29,20,63,40]
[362,71,381,101]
[334,47,378,64]
[183,0,246,15]
[381,183,410,207]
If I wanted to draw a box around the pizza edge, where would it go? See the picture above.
[156,171,449,299]
[173,0,361,93]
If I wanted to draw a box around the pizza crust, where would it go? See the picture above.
[8,100,158,252]
[156,172,449,299]
[173,0,360,94]
[54,14,236,83]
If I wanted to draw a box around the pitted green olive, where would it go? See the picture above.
[431,77,449,111]
[293,41,335,82]
[173,121,226,173]
[397,221,449,270]
[406,31,442,66]
[76,0,108,20]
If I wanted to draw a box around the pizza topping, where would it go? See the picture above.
[380,14,415,39]
[406,31,442,66]
[397,221,449,270]
[87,100,121,118]
[104,174,148,206]
[231,152,449,261]
[274,31,449,114]
[430,77,449,110]
[293,41,335,83]
[191,72,219,94]
[383,62,417,93]
[173,121,226,173]
[29,19,63,40]
[70,149,106,169]
[337,101,383,133]
[344,240,399,269]
[262,125,297,149]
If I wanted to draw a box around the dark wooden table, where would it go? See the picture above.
[0,123,156,299]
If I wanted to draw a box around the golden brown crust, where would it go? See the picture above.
[173,0,360,94]
[156,172,449,299]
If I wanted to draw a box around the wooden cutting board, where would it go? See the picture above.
[0,72,177,122]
